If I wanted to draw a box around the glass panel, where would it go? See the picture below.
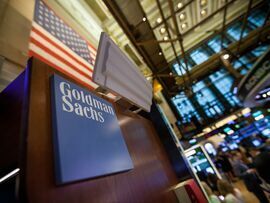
[232,60,243,70]
[190,47,210,65]
[238,55,253,69]
[232,53,255,71]
[240,68,248,75]
[193,81,224,118]
[207,35,230,53]
[226,21,250,41]
[252,44,270,57]
[209,69,226,82]
[209,70,241,107]
[248,7,268,28]
[172,59,191,76]
[172,93,201,123]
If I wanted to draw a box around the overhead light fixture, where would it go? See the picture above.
[200,0,207,6]
[233,87,238,94]
[222,53,230,60]
[177,2,183,9]
[241,108,251,115]
[181,23,187,29]
[163,36,169,41]
[142,17,147,22]
[200,9,206,16]
[156,17,162,24]
[255,114,264,121]
[169,72,173,76]
[267,91,270,96]
[159,51,162,55]
[227,129,235,135]
[179,13,185,20]
[0,168,20,183]
[263,93,267,98]
[160,27,166,34]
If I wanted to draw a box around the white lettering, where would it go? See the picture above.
[60,82,73,112]
[59,81,115,122]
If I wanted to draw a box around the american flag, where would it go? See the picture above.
[29,0,115,99]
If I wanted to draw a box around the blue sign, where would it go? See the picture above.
[50,74,133,184]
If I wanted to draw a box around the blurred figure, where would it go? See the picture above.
[249,148,270,184]
[216,151,235,182]
[231,151,269,203]
[201,182,221,203]
[207,173,219,194]
[197,170,208,183]
[217,180,244,203]
[237,146,251,164]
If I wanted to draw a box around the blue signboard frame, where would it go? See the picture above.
[50,74,133,184]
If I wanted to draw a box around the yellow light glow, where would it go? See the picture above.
[153,79,163,93]
[201,9,206,16]
[177,2,183,8]
[160,27,166,34]
[181,23,187,29]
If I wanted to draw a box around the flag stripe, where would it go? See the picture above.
[29,0,117,100]
[29,43,98,89]
[29,48,116,100]
[29,51,96,91]
[32,22,94,71]
[87,43,96,54]
[88,45,96,57]
[30,33,92,79]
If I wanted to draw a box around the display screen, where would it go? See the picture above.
[186,147,217,181]
[262,128,270,137]
[252,139,262,147]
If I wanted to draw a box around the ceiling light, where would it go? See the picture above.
[233,87,237,94]
[169,72,173,76]
[255,114,264,121]
[263,93,267,98]
[179,13,185,20]
[163,36,169,41]
[200,0,207,6]
[142,17,147,22]
[160,27,166,34]
[181,23,187,29]
[177,2,183,9]
[267,91,270,96]
[201,9,206,16]
[156,17,162,23]
[222,53,230,60]
[0,168,20,183]
[227,129,234,135]
[159,52,162,55]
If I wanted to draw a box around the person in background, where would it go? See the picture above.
[206,173,220,194]
[237,146,251,165]
[231,151,269,203]
[217,180,244,203]
[249,148,270,184]
[201,182,221,203]
[197,171,208,183]
[216,151,235,182]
